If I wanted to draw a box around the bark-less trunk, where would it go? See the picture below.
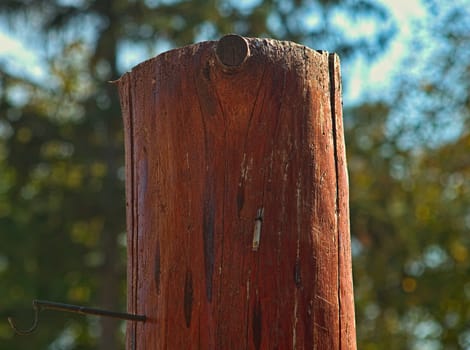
[118,35,356,349]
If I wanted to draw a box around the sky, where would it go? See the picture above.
[0,31,47,84]
[344,0,426,104]
[0,0,426,105]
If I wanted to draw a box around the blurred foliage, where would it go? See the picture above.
[0,1,393,348]
[0,0,468,349]
[348,1,470,349]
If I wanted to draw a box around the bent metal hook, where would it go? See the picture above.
[8,299,146,335]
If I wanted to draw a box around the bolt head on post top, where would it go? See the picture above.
[215,34,250,69]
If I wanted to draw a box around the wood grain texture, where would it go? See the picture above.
[118,36,356,349]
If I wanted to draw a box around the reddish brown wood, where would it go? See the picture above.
[117,35,356,349]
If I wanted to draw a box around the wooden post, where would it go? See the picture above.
[117,34,356,349]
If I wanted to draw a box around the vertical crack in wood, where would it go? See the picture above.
[184,269,194,327]
[293,290,299,349]
[129,326,136,350]
[244,276,251,348]
[237,65,267,218]
[202,181,215,302]
[208,70,228,345]
[237,178,245,216]
[294,260,302,287]
[328,52,342,348]
[194,57,217,304]
[252,295,262,350]
[154,240,161,294]
[293,174,302,348]
[271,66,287,348]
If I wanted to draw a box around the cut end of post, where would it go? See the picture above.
[215,34,250,69]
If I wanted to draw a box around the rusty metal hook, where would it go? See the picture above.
[7,300,40,335]
[8,299,146,335]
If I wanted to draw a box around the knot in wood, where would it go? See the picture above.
[215,34,250,68]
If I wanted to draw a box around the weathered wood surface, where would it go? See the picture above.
[118,35,356,349]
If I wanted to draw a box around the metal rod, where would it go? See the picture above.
[8,299,146,335]
[33,300,146,321]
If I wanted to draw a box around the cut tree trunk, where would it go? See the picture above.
[117,35,356,349]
